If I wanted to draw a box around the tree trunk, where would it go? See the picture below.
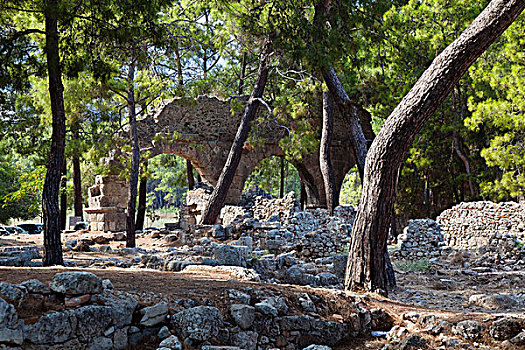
[136,176,147,231]
[200,38,273,225]
[279,156,285,198]
[319,91,338,214]
[126,58,139,248]
[300,181,307,210]
[174,42,183,88]
[345,0,525,295]
[42,0,65,266]
[239,51,247,95]
[186,159,195,190]
[322,68,368,181]
[72,155,83,219]
[59,158,67,231]
[313,0,369,181]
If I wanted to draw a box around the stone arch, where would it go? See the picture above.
[86,96,373,231]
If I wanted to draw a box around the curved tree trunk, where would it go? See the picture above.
[453,131,475,196]
[126,58,139,247]
[345,0,525,295]
[200,38,273,225]
[42,0,65,266]
[319,91,338,214]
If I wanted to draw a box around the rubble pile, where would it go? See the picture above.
[390,219,451,261]
[0,272,388,350]
[437,201,525,250]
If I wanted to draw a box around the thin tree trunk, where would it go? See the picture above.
[239,51,247,95]
[196,172,202,183]
[59,158,67,231]
[186,159,195,190]
[320,91,338,214]
[42,0,65,266]
[200,38,273,225]
[136,176,147,231]
[453,131,475,196]
[126,58,139,247]
[174,42,183,88]
[345,0,525,295]
[72,155,83,219]
[279,156,285,198]
[300,181,307,210]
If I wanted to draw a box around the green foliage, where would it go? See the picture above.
[393,258,431,272]
[339,168,362,206]
[243,157,301,197]
[467,15,525,200]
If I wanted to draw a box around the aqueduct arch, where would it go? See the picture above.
[86,96,374,231]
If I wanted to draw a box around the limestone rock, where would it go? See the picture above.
[173,306,223,341]
[24,311,75,344]
[453,320,482,340]
[49,272,102,295]
[489,317,523,340]
[18,279,50,294]
[158,335,182,350]
[468,294,518,309]
[140,301,169,327]
[230,304,256,329]
[231,331,258,350]
[0,282,26,306]
[213,244,250,267]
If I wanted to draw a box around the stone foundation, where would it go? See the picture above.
[86,175,128,232]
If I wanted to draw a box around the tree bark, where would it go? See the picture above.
[313,0,369,181]
[345,0,525,295]
[136,176,147,231]
[300,181,307,210]
[186,159,195,190]
[319,91,338,214]
[42,0,65,266]
[279,156,285,198]
[59,158,67,231]
[126,58,139,247]
[72,155,83,219]
[322,68,369,181]
[200,38,273,225]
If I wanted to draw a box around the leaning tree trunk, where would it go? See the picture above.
[42,0,65,266]
[72,155,83,219]
[126,58,139,247]
[59,158,67,231]
[200,38,273,225]
[345,0,525,296]
[319,91,338,214]
[135,176,147,231]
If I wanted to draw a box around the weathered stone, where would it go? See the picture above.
[18,279,50,294]
[113,327,128,350]
[230,304,256,329]
[98,293,138,328]
[231,331,258,350]
[0,282,26,306]
[213,244,250,267]
[453,320,482,340]
[227,289,251,304]
[158,335,182,350]
[158,326,171,339]
[87,336,113,350]
[0,297,18,329]
[73,305,113,342]
[49,272,102,295]
[254,302,278,317]
[489,317,523,340]
[391,334,427,350]
[302,346,332,350]
[173,306,223,341]
[24,311,75,344]
[468,294,519,310]
[140,302,169,327]
[65,294,91,308]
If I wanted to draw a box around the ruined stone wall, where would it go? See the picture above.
[437,201,525,250]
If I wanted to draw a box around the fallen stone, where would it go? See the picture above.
[158,326,171,339]
[18,279,50,294]
[231,331,258,350]
[173,306,223,341]
[453,320,482,340]
[49,272,102,295]
[0,282,26,306]
[489,317,523,340]
[158,335,182,350]
[468,294,518,309]
[140,301,169,327]
[391,334,427,350]
[230,304,256,329]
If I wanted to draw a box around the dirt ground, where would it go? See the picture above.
[1,232,524,349]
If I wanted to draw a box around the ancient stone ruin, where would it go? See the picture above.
[86,95,374,232]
